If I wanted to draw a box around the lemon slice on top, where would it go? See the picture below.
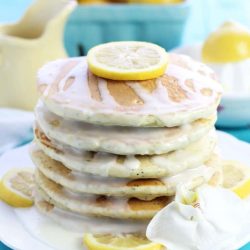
[87,41,168,81]
[222,160,250,199]
[0,168,34,207]
[83,233,163,250]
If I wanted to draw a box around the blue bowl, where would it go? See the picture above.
[64,2,191,56]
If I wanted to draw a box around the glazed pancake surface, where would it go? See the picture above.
[31,149,220,200]
[35,103,216,155]
[35,198,148,234]
[35,160,221,221]
[34,128,217,178]
[35,170,173,220]
[37,53,222,127]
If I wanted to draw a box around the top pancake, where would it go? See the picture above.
[37,53,222,127]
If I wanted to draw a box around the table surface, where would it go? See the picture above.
[0,0,250,249]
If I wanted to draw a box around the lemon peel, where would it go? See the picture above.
[87,41,168,81]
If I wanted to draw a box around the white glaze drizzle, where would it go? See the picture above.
[37,54,222,115]
[98,78,117,106]
[161,164,215,187]
[35,102,214,146]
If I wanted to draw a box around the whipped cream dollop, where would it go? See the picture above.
[146,185,250,250]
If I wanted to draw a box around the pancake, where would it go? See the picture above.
[34,128,217,178]
[35,170,173,220]
[35,159,222,221]
[35,103,216,155]
[37,53,222,127]
[35,198,148,234]
[31,148,221,200]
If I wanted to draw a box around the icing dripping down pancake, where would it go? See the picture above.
[37,53,222,127]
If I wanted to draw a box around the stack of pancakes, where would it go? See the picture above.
[31,53,222,225]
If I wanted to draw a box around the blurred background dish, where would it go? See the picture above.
[64,1,190,56]
[0,0,74,110]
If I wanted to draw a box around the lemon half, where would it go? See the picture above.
[0,168,34,207]
[202,21,250,63]
[83,233,163,250]
[222,160,250,199]
[87,41,168,81]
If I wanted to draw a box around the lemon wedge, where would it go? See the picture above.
[87,41,168,81]
[0,168,34,207]
[222,160,250,199]
[83,233,163,250]
[202,21,250,63]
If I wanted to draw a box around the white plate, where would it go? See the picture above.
[0,131,250,250]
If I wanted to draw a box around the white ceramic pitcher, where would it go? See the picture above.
[0,0,75,110]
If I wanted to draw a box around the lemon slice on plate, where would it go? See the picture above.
[83,233,163,250]
[202,21,250,63]
[0,168,34,207]
[87,41,168,81]
[222,160,250,199]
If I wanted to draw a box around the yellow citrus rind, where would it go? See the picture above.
[0,168,34,208]
[83,233,163,250]
[87,41,168,81]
